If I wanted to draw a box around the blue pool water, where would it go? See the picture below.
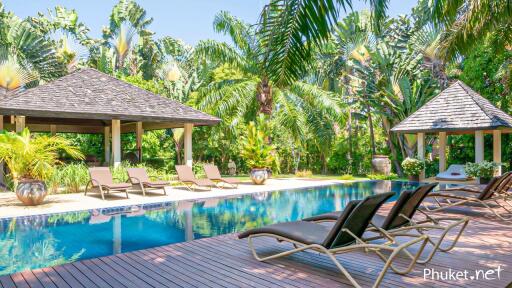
[0,180,427,275]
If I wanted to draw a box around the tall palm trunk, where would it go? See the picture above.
[382,117,402,176]
[367,103,376,156]
[257,77,273,115]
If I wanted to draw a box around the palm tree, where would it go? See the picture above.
[0,3,65,92]
[257,0,390,89]
[28,6,94,72]
[427,0,512,59]
[194,11,341,146]
[102,0,153,72]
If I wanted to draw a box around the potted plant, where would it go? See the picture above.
[0,128,84,205]
[401,157,425,182]
[240,117,278,185]
[465,161,498,184]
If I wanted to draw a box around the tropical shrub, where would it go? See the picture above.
[367,173,399,180]
[0,129,84,184]
[401,158,425,176]
[240,116,278,171]
[58,163,89,193]
[339,174,355,180]
[295,170,312,178]
[465,161,498,178]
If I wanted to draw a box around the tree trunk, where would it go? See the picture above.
[382,117,403,176]
[367,104,376,157]
[257,78,273,115]
[347,109,353,162]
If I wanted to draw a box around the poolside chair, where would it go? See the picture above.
[303,183,469,264]
[424,173,512,220]
[85,167,131,200]
[175,165,215,191]
[203,164,239,188]
[436,164,468,181]
[239,193,429,288]
[127,168,169,196]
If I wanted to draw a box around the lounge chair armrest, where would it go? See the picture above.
[427,193,471,200]
[439,188,480,193]
[128,176,141,184]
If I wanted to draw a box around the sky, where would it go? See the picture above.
[2,0,418,45]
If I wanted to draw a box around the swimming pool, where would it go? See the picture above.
[0,180,425,275]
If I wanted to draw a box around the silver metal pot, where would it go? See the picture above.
[16,180,47,206]
[250,168,268,185]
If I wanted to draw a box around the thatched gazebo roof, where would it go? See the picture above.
[0,68,220,133]
[391,81,512,134]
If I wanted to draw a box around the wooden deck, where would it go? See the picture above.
[1,203,511,287]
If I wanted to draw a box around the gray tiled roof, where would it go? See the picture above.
[391,81,512,133]
[0,68,220,125]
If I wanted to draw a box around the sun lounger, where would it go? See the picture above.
[436,164,468,181]
[203,164,239,188]
[425,173,512,220]
[175,165,215,191]
[239,193,429,288]
[303,183,469,263]
[127,167,169,196]
[85,167,131,200]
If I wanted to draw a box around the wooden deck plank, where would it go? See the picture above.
[9,274,28,288]
[19,271,43,288]
[29,270,57,288]
[0,275,16,288]
[128,249,220,288]
[4,203,512,288]
[70,261,113,288]
[39,268,70,288]
[51,266,85,288]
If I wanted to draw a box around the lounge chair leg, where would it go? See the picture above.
[247,236,363,288]
[140,183,146,197]
[99,187,105,200]
[125,190,129,199]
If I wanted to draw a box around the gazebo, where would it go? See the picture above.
[0,68,220,167]
[392,80,512,179]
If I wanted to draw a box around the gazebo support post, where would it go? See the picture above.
[50,125,57,135]
[104,126,111,165]
[136,122,143,162]
[15,116,25,132]
[112,119,121,167]
[417,132,425,180]
[493,130,502,175]
[438,132,447,173]
[184,123,193,167]
[475,130,484,163]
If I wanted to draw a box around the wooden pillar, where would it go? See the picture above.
[112,119,121,167]
[417,132,425,180]
[438,132,447,173]
[136,122,143,162]
[104,126,111,165]
[475,130,484,163]
[493,130,502,175]
[15,116,25,132]
[0,115,3,131]
[184,123,193,167]
[50,125,57,136]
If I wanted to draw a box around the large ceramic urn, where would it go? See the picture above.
[16,179,48,206]
[250,168,268,185]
